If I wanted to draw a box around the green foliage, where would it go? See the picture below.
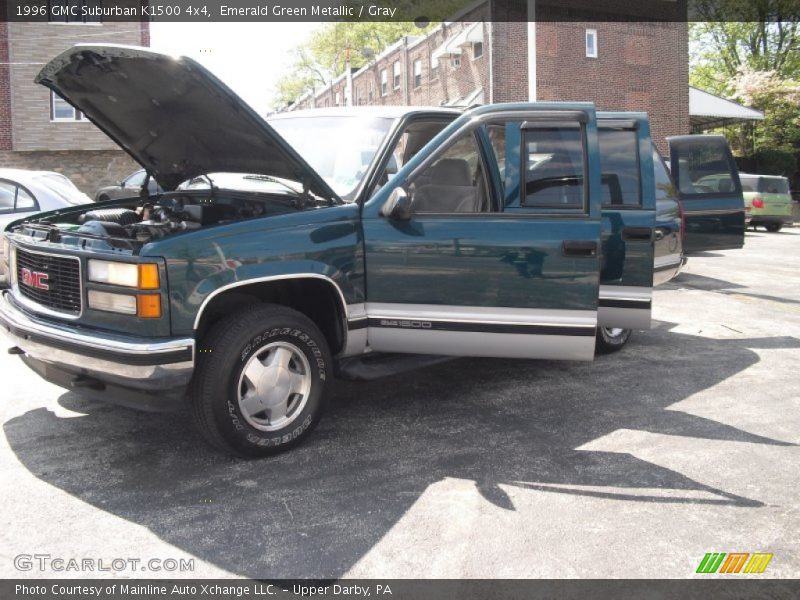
[689,2,800,94]
[751,148,798,176]
[689,5,800,162]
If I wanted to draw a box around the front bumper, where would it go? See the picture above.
[0,290,194,394]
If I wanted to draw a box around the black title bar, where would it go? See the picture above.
[3,0,800,23]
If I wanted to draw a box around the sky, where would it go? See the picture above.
[150,23,315,115]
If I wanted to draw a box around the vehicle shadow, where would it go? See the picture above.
[4,323,799,578]
[666,272,800,306]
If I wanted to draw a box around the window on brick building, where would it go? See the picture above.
[413,60,422,88]
[335,92,341,106]
[586,29,598,58]
[473,42,483,59]
[368,80,374,102]
[452,54,461,68]
[393,61,401,90]
[48,0,102,24]
[50,91,85,121]
[430,55,440,80]
[380,70,388,96]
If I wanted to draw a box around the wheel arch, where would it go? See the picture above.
[193,274,350,355]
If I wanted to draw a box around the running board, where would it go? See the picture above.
[335,353,454,381]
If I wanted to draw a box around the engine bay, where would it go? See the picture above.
[11,189,318,252]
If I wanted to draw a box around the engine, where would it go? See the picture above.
[68,194,271,247]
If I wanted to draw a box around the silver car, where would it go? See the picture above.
[0,168,92,284]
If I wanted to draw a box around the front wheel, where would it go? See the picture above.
[765,223,782,232]
[595,327,632,355]
[191,304,332,457]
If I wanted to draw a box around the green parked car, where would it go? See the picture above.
[740,173,793,232]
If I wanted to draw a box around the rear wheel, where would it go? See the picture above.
[595,327,632,355]
[191,304,331,457]
[765,223,782,232]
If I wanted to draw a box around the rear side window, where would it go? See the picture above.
[0,180,38,213]
[125,170,147,187]
[675,142,738,195]
[740,177,759,192]
[522,126,586,210]
[598,128,641,207]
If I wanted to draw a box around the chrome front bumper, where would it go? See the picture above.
[0,290,194,392]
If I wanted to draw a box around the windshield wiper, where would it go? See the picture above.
[243,174,336,208]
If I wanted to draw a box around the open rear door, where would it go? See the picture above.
[597,114,656,330]
[668,135,745,254]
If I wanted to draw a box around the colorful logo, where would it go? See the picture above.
[696,552,773,574]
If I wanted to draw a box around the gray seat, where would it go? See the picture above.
[412,158,480,213]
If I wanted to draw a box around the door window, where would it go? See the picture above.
[410,132,490,213]
[598,128,641,207]
[0,182,15,212]
[370,120,450,197]
[653,149,678,203]
[522,126,586,210]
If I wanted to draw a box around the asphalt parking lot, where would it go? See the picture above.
[0,228,798,580]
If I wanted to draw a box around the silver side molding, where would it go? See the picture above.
[598,285,652,330]
[360,303,597,361]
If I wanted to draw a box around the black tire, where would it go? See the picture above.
[191,304,332,458]
[595,327,632,355]
[765,223,782,232]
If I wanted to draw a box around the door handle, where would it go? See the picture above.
[562,240,597,257]
[622,227,653,241]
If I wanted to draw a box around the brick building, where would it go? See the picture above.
[0,11,149,195]
[287,0,689,149]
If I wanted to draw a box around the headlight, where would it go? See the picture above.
[88,260,159,289]
[87,290,137,315]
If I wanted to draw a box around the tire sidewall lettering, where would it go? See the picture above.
[231,327,326,449]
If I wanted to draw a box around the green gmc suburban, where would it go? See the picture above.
[0,46,746,456]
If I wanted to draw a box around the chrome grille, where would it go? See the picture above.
[15,248,82,315]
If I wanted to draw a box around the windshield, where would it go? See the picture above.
[269,116,394,201]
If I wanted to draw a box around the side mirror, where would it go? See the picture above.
[381,187,413,220]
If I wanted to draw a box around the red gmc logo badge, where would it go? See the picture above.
[20,268,49,291]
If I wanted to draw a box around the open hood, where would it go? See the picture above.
[35,45,339,201]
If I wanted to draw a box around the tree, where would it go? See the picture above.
[730,68,800,154]
[273,21,436,108]
[689,1,800,94]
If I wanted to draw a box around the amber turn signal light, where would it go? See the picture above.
[137,294,162,319]
[138,264,160,289]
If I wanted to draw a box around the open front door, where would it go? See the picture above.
[360,105,602,362]
[597,115,656,330]
[668,135,745,254]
